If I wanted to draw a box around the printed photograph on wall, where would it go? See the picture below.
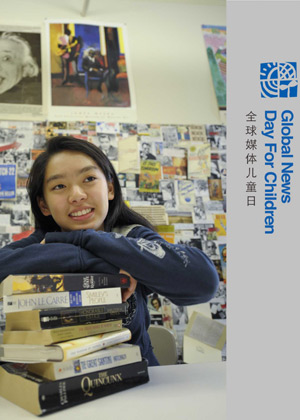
[202,24,226,110]
[0,26,43,120]
[46,21,136,122]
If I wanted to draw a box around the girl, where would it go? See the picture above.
[0,136,219,366]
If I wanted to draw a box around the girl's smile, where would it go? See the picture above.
[69,207,94,218]
[38,151,114,232]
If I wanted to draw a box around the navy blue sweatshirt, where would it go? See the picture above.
[0,225,219,365]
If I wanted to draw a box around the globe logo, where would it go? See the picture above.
[260,62,298,98]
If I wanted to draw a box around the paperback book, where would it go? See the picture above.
[28,343,142,380]
[0,272,130,297]
[3,319,123,345]
[0,358,149,415]
[3,288,122,313]
[5,303,128,331]
[139,160,161,192]
[0,328,132,363]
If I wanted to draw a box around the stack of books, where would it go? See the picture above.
[0,273,149,415]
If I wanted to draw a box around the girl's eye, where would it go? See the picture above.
[53,184,65,190]
[84,176,96,182]
[2,55,11,62]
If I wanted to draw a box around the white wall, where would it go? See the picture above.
[1,0,226,124]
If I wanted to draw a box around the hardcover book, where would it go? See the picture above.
[28,343,142,380]
[3,288,122,313]
[5,303,128,331]
[0,273,130,297]
[0,328,132,363]
[3,319,123,345]
[0,358,149,415]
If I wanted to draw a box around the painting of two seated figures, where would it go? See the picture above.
[51,23,131,108]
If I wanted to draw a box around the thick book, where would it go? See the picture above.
[3,319,123,345]
[0,273,130,297]
[0,328,132,363]
[0,358,149,416]
[3,288,122,313]
[28,343,142,380]
[5,303,128,331]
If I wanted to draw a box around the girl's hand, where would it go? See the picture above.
[120,269,137,302]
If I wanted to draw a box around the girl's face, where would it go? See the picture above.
[38,151,114,232]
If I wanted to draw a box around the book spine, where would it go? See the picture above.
[29,345,142,380]
[0,360,149,415]
[1,273,130,296]
[39,303,128,329]
[3,319,123,345]
[5,303,128,331]
[3,288,122,313]
[38,360,149,415]
[62,329,132,360]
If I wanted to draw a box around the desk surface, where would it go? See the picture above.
[0,362,226,420]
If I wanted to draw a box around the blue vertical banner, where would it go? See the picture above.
[0,164,17,200]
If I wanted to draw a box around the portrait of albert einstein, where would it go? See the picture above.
[0,30,42,105]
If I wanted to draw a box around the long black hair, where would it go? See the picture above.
[26,135,154,233]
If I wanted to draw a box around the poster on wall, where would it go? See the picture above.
[202,24,226,111]
[0,26,44,120]
[45,20,137,123]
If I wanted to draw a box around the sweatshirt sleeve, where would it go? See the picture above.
[0,230,119,283]
[45,227,219,305]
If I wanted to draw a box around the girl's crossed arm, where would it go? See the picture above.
[0,230,119,283]
[44,226,219,306]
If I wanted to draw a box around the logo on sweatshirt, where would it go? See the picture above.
[137,238,165,258]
